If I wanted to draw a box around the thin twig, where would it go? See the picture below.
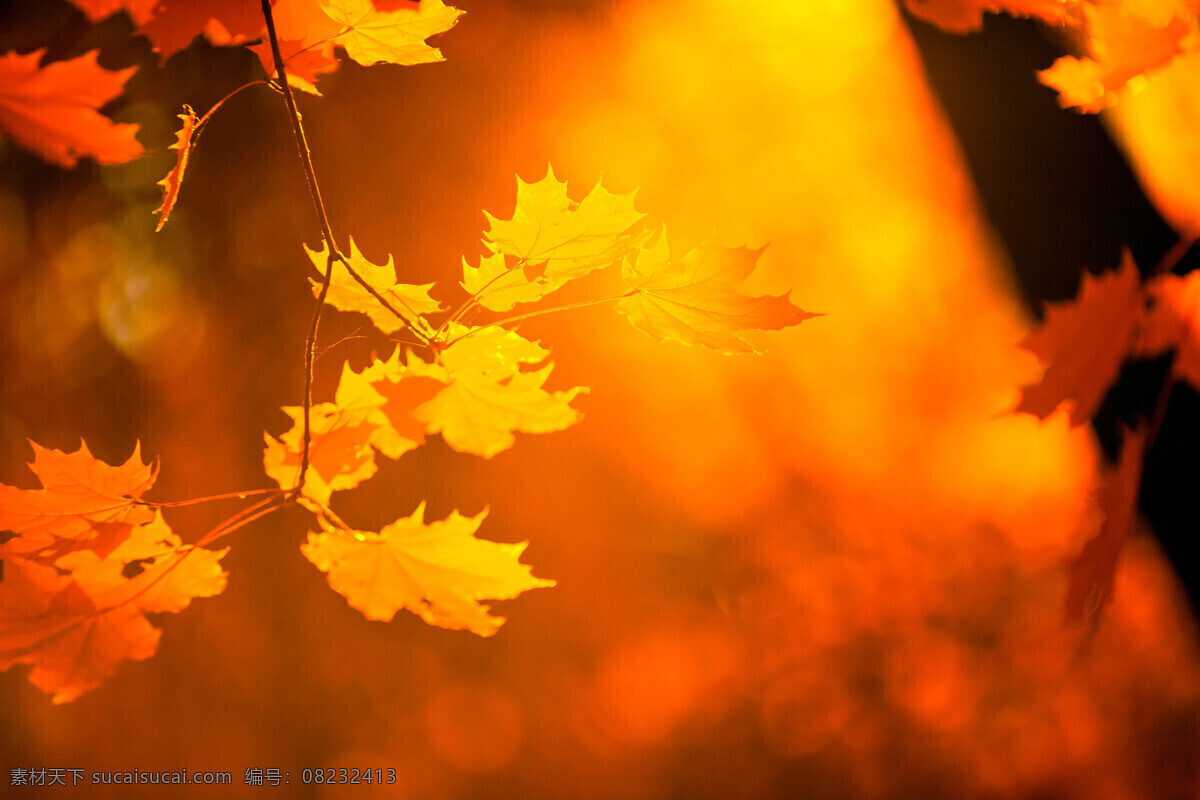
[442,290,637,348]
[134,487,285,508]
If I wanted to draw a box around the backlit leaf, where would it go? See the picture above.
[410,326,587,458]
[0,50,143,168]
[615,229,818,354]
[0,440,155,561]
[483,165,645,286]
[153,105,199,232]
[305,237,442,337]
[301,502,554,635]
[2,512,227,704]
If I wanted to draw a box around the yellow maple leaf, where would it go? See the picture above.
[460,252,559,312]
[338,350,446,459]
[301,502,554,635]
[321,0,464,67]
[408,325,587,458]
[263,382,384,506]
[615,229,818,354]
[305,237,442,336]
[483,165,645,291]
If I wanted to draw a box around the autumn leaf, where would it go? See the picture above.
[342,349,446,459]
[321,0,464,67]
[0,49,143,168]
[0,440,155,561]
[305,238,442,337]
[153,105,199,232]
[1038,3,1193,112]
[614,228,818,354]
[302,502,553,635]
[263,400,382,507]
[1,512,228,704]
[1137,270,1200,391]
[1016,254,1143,425]
[903,0,1077,33]
[482,165,645,297]
[67,0,264,61]
[258,0,462,90]
[1064,426,1146,624]
[460,252,560,312]
[409,325,587,458]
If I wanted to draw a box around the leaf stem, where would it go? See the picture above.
[443,290,636,347]
[134,487,285,509]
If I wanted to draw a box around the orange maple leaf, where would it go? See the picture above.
[615,229,818,354]
[67,0,264,60]
[0,440,155,561]
[1136,270,1200,391]
[152,105,199,232]
[0,50,143,168]
[1038,2,1193,112]
[903,0,1078,32]
[1,512,228,704]
[301,502,553,635]
[1064,426,1146,624]
[1016,254,1144,425]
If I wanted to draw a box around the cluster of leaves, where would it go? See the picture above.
[906,0,1200,632]
[268,166,815,628]
[905,0,1200,112]
[0,1,815,702]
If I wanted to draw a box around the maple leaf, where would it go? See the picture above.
[67,0,264,61]
[1016,254,1143,425]
[409,325,587,458]
[1136,270,1200,391]
[1,512,227,704]
[301,502,554,635]
[0,440,155,562]
[153,105,199,232]
[305,238,442,337]
[258,0,462,90]
[321,0,464,67]
[343,350,446,459]
[482,165,645,295]
[263,397,382,507]
[614,229,818,354]
[0,50,143,168]
[903,0,1078,33]
[1064,426,1146,624]
[1038,3,1193,112]
[460,252,560,312]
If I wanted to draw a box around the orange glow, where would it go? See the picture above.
[3,0,1198,798]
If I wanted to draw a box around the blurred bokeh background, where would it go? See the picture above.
[2,0,1199,797]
